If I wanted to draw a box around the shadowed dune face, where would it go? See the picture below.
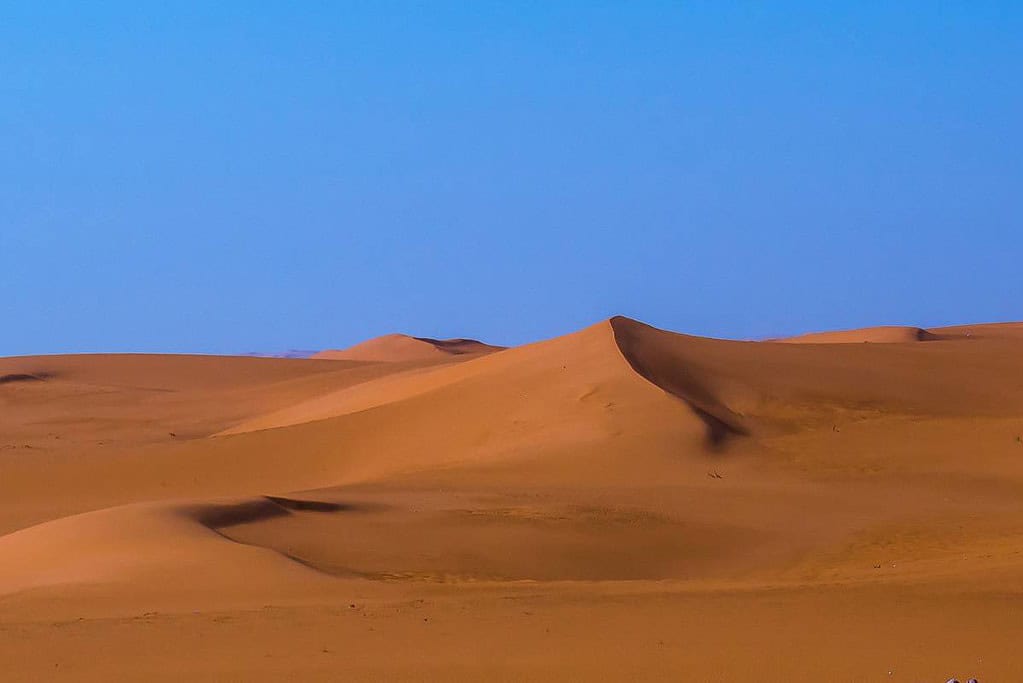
[411,336,503,355]
[610,316,749,450]
[0,371,55,385]
[0,373,41,385]
[617,318,1023,420]
[4,318,1023,680]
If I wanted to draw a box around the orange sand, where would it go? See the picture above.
[311,333,503,362]
[2,318,1022,681]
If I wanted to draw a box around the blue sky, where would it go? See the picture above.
[2,2,1020,355]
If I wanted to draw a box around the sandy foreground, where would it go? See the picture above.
[2,317,1022,681]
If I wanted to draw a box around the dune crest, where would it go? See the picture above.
[609,316,749,448]
[312,333,504,362]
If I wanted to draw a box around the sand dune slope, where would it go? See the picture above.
[0,353,450,535]
[3,318,1023,681]
[0,498,330,599]
[214,320,723,480]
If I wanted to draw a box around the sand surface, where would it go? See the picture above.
[312,333,504,362]
[2,319,1022,681]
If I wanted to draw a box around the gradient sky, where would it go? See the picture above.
[2,2,1020,355]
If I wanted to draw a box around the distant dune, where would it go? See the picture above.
[241,349,318,359]
[311,333,504,362]
[931,321,1023,339]
[775,321,1023,344]
[775,325,940,344]
[3,318,1023,681]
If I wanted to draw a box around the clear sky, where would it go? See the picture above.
[2,2,1020,355]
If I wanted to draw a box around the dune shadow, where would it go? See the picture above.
[0,372,53,385]
[610,316,749,453]
[264,495,355,513]
[190,496,379,530]
[412,336,505,355]
[688,404,748,451]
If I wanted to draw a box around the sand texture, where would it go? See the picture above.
[2,318,1022,681]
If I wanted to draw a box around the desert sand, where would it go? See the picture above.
[311,334,504,362]
[2,317,1022,681]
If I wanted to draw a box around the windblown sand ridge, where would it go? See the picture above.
[2,318,1023,681]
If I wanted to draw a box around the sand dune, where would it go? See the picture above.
[779,321,1023,344]
[3,318,1023,681]
[218,319,708,450]
[0,498,328,598]
[312,333,504,362]
[777,325,940,343]
[932,321,1023,339]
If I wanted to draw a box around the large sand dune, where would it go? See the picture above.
[2,318,1023,681]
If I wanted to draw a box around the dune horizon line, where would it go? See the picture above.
[5,315,1023,362]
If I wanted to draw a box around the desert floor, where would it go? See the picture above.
[2,317,1021,681]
